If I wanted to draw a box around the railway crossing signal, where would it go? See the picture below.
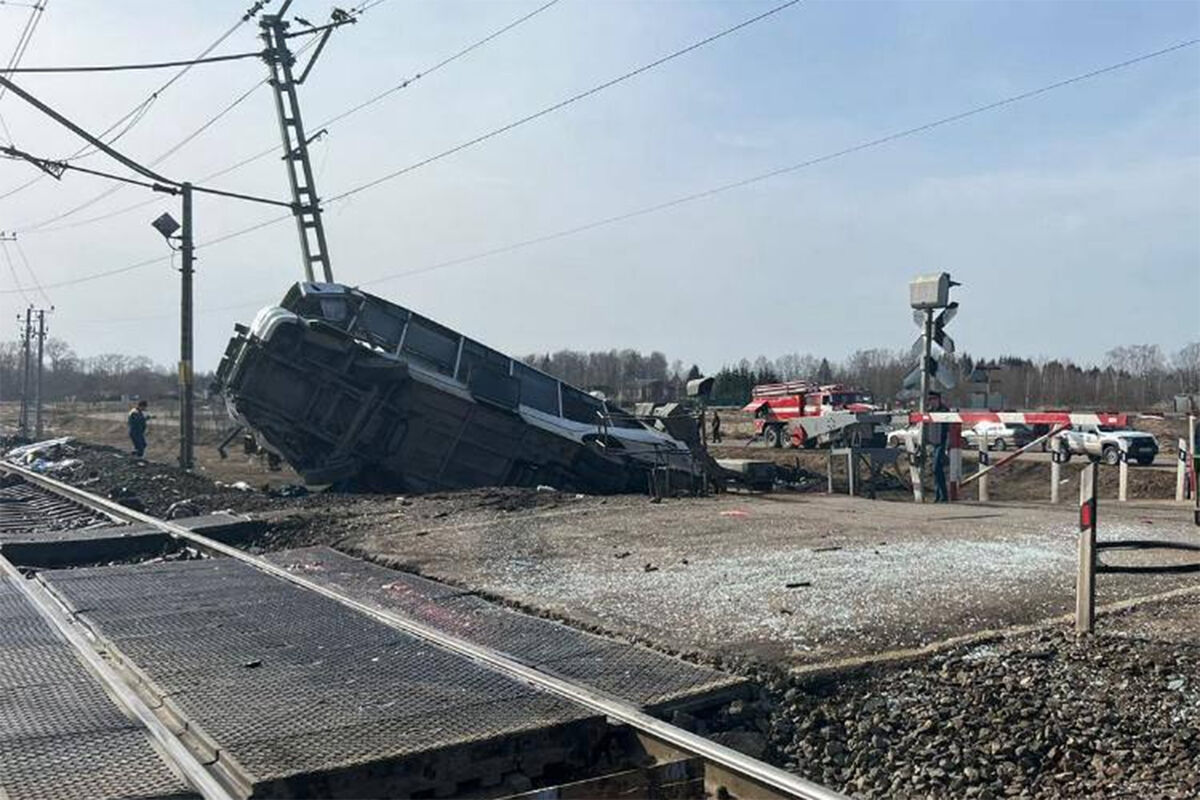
[907,275,961,404]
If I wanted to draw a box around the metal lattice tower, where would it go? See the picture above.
[260,11,334,283]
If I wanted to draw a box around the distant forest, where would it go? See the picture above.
[0,335,1194,413]
[0,339,188,402]
[525,343,1200,411]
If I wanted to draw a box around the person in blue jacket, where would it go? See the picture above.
[128,400,151,458]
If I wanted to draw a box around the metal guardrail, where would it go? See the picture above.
[1,461,847,800]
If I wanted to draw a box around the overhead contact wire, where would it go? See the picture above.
[22,0,562,233]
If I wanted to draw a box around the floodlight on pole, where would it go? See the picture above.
[149,189,194,471]
[151,212,180,240]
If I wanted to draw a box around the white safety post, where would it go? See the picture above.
[1118,446,1129,503]
[846,450,856,497]
[948,423,962,501]
[1178,435,1189,502]
[826,450,834,495]
[1050,433,1068,504]
[977,429,989,502]
[1191,415,1199,526]
[908,434,924,503]
[1076,461,1098,635]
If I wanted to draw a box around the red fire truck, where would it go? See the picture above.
[742,381,882,448]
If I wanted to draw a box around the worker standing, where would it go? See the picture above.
[711,410,722,443]
[128,399,151,459]
[927,391,950,502]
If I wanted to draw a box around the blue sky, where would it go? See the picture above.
[0,0,1196,372]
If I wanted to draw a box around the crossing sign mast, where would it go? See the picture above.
[909,272,961,414]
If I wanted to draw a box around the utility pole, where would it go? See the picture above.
[1,72,293,465]
[34,308,46,439]
[0,231,13,413]
[18,308,30,439]
[260,2,354,283]
[179,183,195,471]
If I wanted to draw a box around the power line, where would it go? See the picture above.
[327,0,806,202]
[18,0,561,234]
[0,237,31,304]
[0,252,168,295]
[7,37,1195,298]
[0,0,265,200]
[0,0,47,141]
[0,231,50,305]
[0,144,293,208]
[17,32,328,232]
[11,236,49,305]
[0,49,263,74]
[0,0,46,103]
[359,38,1200,287]
[18,77,269,230]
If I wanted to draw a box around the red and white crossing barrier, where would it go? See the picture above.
[909,411,1127,427]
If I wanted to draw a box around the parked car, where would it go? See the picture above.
[1051,425,1159,466]
[963,421,1020,451]
[886,424,920,450]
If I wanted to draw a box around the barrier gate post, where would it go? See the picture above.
[977,445,990,502]
[1118,447,1129,503]
[1178,435,1190,502]
[1050,433,1071,504]
[1076,460,1098,635]
[948,423,962,501]
[1191,415,1199,526]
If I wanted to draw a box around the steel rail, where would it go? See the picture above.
[1,462,845,800]
[0,554,237,800]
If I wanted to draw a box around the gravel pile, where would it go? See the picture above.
[742,625,1199,799]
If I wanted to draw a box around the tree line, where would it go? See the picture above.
[527,343,1199,411]
[0,338,181,402]
[0,334,1193,413]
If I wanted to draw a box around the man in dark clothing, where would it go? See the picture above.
[711,411,722,443]
[927,391,950,502]
[128,400,150,458]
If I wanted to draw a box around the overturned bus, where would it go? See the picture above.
[213,283,707,493]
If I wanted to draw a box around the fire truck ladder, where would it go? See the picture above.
[260,5,349,283]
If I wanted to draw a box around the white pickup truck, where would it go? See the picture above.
[1052,425,1159,466]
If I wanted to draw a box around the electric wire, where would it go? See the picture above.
[0,0,46,104]
[20,0,561,234]
[0,238,31,305]
[1,50,264,74]
[358,38,1200,287]
[19,78,270,230]
[16,33,327,231]
[0,0,47,141]
[326,0,804,202]
[11,236,49,304]
[0,0,265,200]
[5,37,1194,298]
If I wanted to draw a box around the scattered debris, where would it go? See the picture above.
[165,500,200,520]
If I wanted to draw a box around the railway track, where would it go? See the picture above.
[0,462,845,800]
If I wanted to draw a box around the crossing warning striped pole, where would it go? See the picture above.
[948,423,962,501]
[1076,461,1099,634]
